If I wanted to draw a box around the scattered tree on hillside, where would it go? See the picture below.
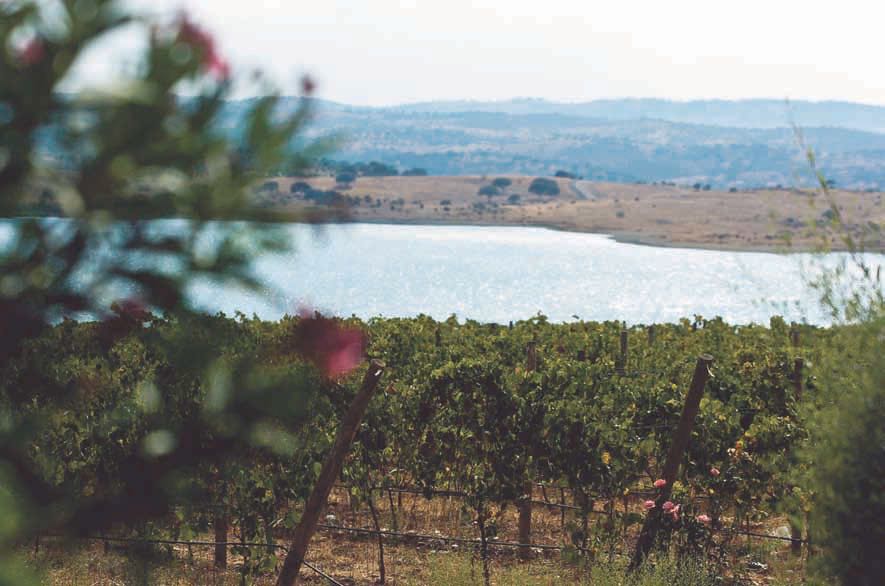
[554,170,576,179]
[361,161,399,177]
[528,177,560,196]
[402,167,428,176]
[478,185,500,198]
[336,171,357,184]
[291,181,312,194]
[492,177,512,188]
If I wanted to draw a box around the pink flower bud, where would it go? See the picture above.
[698,514,712,524]
[293,308,366,379]
[19,38,45,66]
[653,478,667,488]
[301,75,316,95]
[176,13,229,80]
[643,500,655,510]
[710,467,720,477]
[662,501,675,512]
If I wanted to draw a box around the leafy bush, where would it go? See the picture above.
[336,171,357,184]
[528,177,560,196]
[803,318,885,585]
[360,161,399,176]
[291,181,312,193]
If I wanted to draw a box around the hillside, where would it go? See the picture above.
[214,98,885,189]
[257,175,885,252]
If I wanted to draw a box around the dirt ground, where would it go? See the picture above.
[33,485,807,585]
[261,175,885,253]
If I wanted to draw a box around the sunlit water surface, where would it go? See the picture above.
[185,223,881,325]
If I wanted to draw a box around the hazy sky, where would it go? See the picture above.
[71,0,885,106]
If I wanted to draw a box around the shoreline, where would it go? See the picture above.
[3,213,866,255]
[266,175,885,254]
[331,215,840,255]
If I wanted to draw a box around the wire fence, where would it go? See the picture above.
[30,480,810,585]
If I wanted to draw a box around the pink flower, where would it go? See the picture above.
[293,309,366,379]
[176,14,230,80]
[662,501,675,512]
[710,467,720,477]
[698,514,712,524]
[205,53,230,81]
[643,500,656,510]
[19,38,45,66]
[301,75,316,95]
[653,478,667,488]
[111,298,151,322]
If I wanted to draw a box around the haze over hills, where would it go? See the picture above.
[383,98,885,132]
[46,96,885,190]
[217,97,885,189]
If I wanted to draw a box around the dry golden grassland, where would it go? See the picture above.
[263,175,885,252]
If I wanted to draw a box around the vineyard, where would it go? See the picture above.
[1,311,824,584]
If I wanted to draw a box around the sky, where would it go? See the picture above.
[67,0,885,106]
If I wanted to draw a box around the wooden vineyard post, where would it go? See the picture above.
[648,324,656,346]
[213,512,228,568]
[793,358,804,402]
[213,473,229,569]
[631,355,713,569]
[518,341,537,558]
[276,361,386,586]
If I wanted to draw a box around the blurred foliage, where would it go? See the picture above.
[792,139,885,585]
[801,318,884,586]
[0,0,351,581]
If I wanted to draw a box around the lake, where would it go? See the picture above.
[185,223,882,325]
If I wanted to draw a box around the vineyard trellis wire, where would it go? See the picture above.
[36,534,345,586]
[32,507,809,586]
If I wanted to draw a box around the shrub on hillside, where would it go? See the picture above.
[528,177,560,196]
[360,161,399,176]
[291,181,311,193]
[335,171,357,184]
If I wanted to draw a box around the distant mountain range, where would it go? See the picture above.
[374,98,885,133]
[56,97,885,189]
